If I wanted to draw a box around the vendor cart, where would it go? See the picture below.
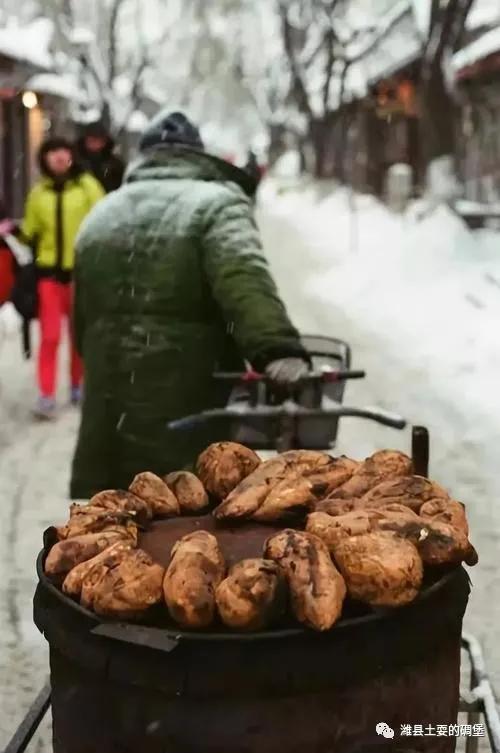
[4,335,500,753]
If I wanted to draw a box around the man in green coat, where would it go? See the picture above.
[70,111,309,499]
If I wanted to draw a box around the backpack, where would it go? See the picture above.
[3,233,37,358]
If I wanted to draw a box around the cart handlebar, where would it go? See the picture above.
[168,403,407,432]
[213,369,366,383]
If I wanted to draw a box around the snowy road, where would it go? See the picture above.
[0,190,498,751]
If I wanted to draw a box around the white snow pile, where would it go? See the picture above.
[453,25,500,72]
[261,179,500,426]
[0,303,21,340]
[25,73,86,103]
[466,0,500,31]
[0,17,53,70]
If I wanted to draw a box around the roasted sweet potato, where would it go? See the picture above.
[163,531,226,629]
[279,450,334,474]
[164,471,209,513]
[252,472,315,522]
[313,497,360,517]
[212,455,289,520]
[334,531,423,607]
[58,507,139,541]
[91,549,165,619]
[306,510,375,552]
[331,450,413,499]
[265,530,346,631]
[88,489,152,522]
[196,442,261,500]
[418,520,478,567]
[305,456,359,498]
[419,498,468,535]
[360,476,449,513]
[373,504,428,543]
[307,506,428,554]
[216,559,287,631]
[63,541,133,599]
[213,451,333,522]
[129,472,180,517]
[45,530,131,576]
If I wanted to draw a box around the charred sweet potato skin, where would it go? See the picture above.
[62,541,133,599]
[333,531,423,607]
[163,531,226,629]
[88,489,152,521]
[216,559,287,631]
[91,550,165,619]
[45,530,132,576]
[265,530,346,631]
[164,472,209,513]
[196,442,261,500]
[129,472,180,517]
[360,476,450,513]
[322,450,413,503]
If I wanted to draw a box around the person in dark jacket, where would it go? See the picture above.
[245,150,263,185]
[76,122,125,193]
[70,110,309,499]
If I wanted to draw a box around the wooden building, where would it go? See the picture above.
[453,28,500,203]
[0,21,74,218]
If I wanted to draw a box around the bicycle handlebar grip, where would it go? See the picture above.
[322,369,366,382]
[213,370,366,383]
[167,415,205,431]
[366,410,407,430]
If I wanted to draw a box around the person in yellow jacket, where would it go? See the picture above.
[21,137,104,419]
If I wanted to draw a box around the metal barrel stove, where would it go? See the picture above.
[34,555,470,753]
[23,344,489,753]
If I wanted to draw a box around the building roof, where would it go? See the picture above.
[452,25,500,73]
[0,18,53,70]
[25,72,86,102]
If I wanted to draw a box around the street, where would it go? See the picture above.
[0,198,498,751]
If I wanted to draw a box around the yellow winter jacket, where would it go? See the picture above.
[21,172,104,274]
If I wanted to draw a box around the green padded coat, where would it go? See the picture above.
[70,146,307,499]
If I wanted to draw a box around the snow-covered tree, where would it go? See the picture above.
[417,0,475,195]
[264,0,414,177]
[37,0,173,135]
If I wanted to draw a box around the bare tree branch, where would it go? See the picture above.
[278,2,314,118]
[451,0,475,51]
[108,0,126,88]
[116,53,149,136]
[322,27,336,112]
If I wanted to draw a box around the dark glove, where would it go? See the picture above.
[265,358,310,387]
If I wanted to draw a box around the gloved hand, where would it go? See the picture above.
[265,358,310,387]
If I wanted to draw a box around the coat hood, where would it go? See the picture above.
[125,145,258,198]
[38,138,84,181]
[77,122,115,158]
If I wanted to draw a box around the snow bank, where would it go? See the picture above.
[453,25,500,71]
[127,110,149,133]
[261,179,500,426]
[25,73,85,103]
[0,18,53,70]
[467,0,500,30]
[0,304,21,340]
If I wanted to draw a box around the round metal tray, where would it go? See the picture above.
[37,547,461,643]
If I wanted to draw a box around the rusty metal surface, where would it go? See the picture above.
[33,566,470,753]
[48,637,462,753]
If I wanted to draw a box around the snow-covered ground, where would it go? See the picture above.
[258,180,500,706]
[261,179,500,436]
[0,182,499,751]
